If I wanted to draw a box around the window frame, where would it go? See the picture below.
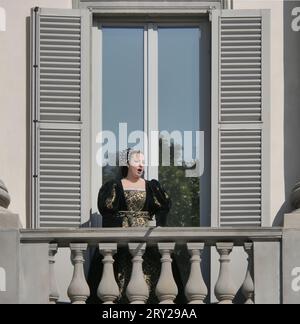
[73,0,222,14]
[30,2,271,229]
[76,1,220,217]
[91,18,211,216]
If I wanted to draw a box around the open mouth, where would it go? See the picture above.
[137,168,143,174]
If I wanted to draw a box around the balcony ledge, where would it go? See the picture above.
[20,227,283,247]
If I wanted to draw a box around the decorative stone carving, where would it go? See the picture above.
[291,182,300,212]
[0,180,10,210]
[284,183,300,228]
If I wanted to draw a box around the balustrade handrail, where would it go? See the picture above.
[18,227,284,304]
[20,227,283,247]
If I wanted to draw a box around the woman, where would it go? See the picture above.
[97,149,171,303]
[98,149,170,228]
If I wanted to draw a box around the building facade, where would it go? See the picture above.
[0,0,300,304]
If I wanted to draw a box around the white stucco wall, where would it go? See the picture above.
[234,0,284,225]
[0,0,72,226]
[0,0,287,227]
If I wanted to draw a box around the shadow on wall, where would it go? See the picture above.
[273,1,300,226]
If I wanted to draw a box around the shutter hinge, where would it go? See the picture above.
[33,64,39,68]
[34,7,39,13]
[33,119,39,123]
[33,175,38,179]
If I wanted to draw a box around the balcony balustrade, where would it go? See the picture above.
[20,227,282,304]
[2,178,300,304]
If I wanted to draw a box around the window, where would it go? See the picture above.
[30,6,270,228]
[157,27,210,227]
[101,27,145,184]
[96,22,211,226]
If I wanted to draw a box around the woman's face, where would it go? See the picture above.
[128,153,145,178]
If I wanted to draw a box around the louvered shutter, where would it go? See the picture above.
[31,8,91,228]
[211,9,270,227]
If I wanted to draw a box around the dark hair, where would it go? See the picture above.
[121,166,129,178]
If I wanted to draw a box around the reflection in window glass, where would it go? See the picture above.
[158,28,200,226]
[102,28,144,183]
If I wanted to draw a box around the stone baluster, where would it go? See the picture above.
[156,243,178,304]
[97,243,119,304]
[291,182,300,212]
[0,180,10,210]
[185,243,208,304]
[242,242,255,304]
[284,182,300,228]
[67,243,90,304]
[126,243,149,304]
[214,242,236,304]
[49,244,59,304]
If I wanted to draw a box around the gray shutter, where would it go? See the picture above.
[31,8,91,228]
[211,9,270,227]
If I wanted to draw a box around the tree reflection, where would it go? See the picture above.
[159,136,200,227]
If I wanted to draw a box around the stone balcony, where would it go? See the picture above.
[1,180,300,304]
[22,226,283,304]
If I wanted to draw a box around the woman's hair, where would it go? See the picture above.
[119,149,143,178]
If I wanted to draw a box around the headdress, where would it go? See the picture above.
[119,148,132,166]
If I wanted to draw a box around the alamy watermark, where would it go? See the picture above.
[96,123,204,178]
[0,267,6,292]
[0,7,6,32]
[292,7,300,32]
[291,267,300,293]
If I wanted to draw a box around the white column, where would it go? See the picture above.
[242,242,254,304]
[68,243,90,304]
[98,243,119,304]
[214,242,236,304]
[156,243,178,304]
[126,243,149,304]
[49,244,59,304]
[185,243,208,304]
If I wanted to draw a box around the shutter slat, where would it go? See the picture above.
[40,15,81,122]
[40,102,80,107]
[213,6,262,226]
[40,28,81,34]
[41,84,81,90]
[32,8,89,228]
[219,129,262,226]
[40,22,81,28]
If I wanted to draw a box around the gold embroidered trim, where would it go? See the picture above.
[106,185,116,209]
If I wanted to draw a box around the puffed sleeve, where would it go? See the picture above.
[149,179,171,227]
[98,181,121,226]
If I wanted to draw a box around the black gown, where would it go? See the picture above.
[87,179,185,304]
[96,179,171,303]
[97,179,171,228]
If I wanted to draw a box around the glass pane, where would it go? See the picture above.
[158,27,200,226]
[102,27,144,183]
